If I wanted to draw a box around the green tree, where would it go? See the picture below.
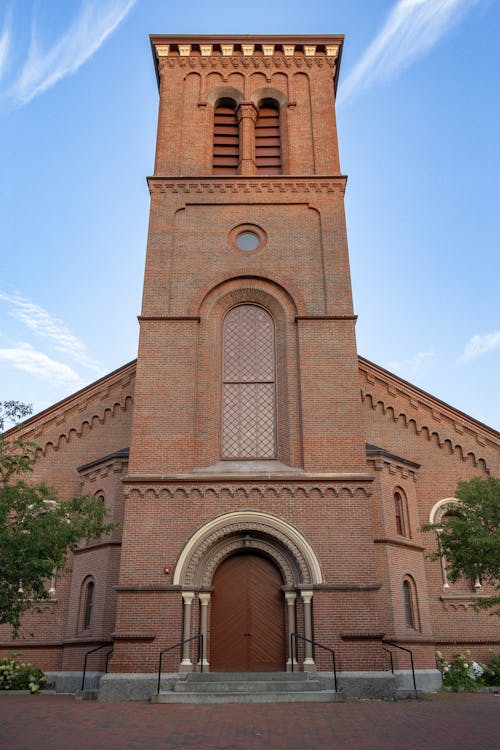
[0,401,116,636]
[423,477,500,614]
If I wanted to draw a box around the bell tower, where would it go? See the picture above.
[129,35,367,476]
[113,36,383,678]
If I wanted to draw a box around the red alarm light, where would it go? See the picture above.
[164,565,172,575]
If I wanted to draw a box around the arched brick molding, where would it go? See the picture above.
[429,498,460,525]
[173,510,323,587]
[207,85,244,107]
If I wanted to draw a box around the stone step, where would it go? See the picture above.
[184,671,310,682]
[174,679,323,693]
[153,690,339,704]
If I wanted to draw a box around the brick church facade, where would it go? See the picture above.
[2,35,498,699]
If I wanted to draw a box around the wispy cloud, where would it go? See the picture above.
[458,331,500,362]
[386,350,435,378]
[0,290,102,372]
[338,0,480,106]
[0,8,11,81]
[8,0,135,106]
[0,343,85,386]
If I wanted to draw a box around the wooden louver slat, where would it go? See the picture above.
[213,102,239,175]
[255,102,281,175]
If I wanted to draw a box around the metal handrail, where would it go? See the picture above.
[81,643,113,691]
[382,646,394,674]
[156,633,203,694]
[290,633,338,692]
[383,640,417,695]
[105,648,114,673]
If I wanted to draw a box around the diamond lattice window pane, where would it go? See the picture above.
[223,305,274,382]
[223,383,275,457]
[222,305,276,458]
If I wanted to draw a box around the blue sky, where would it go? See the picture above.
[0,0,499,430]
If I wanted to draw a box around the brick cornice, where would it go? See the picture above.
[123,471,372,483]
[115,585,181,592]
[296,315,357,321]
[373,537,425,552]
[314,583,382,592]
[150,35,344,90]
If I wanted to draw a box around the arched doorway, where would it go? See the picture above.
[210,552,285,671]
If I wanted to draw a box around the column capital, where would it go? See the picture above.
[301,590,314,604]
[199,593,211,605]
[181,591,195,605]
[237,102,258,123]
[284,591,297,604]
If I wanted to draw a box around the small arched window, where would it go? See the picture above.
[213,98,239,174]
[255,99,281,175]
[403,577,420,630]
[222,305,276,459]
[394,489,409,537]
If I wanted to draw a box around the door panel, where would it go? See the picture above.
[210,553,285,671]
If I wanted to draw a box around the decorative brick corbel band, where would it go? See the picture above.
[111,632,156,641]
[147,177,347,197]
[340,631,385,640]
[122,480,373,501]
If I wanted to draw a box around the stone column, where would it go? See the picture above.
[180,591,195,672]
[198,593,211,671]
[440,554,450,589]
[237,103,258,175]
[285,592,297,671]
[301,590,316,671]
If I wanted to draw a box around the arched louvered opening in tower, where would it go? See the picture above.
[213,98,239,174]
[255,99,281,175]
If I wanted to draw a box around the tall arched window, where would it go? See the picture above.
[222,305,276,459]
[403,576,420,630]
[80,578,95,631]
[255,99,281,175]
[394,489,410,537]
[213,98,239,174]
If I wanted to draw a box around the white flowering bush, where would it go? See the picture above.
[435,649,500,691]
[0,655,46,694]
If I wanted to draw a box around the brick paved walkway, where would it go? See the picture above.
[0,692,498,750]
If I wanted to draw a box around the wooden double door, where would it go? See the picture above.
[210,552,286,671]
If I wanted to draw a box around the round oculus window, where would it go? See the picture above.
[229,224,267,252]
[236,231,260,251]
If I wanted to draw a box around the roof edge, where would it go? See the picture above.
[3,359,137,437]
[359,355,500,440]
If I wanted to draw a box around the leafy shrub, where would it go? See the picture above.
[0,655,46,693]
[482,651,500,686]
